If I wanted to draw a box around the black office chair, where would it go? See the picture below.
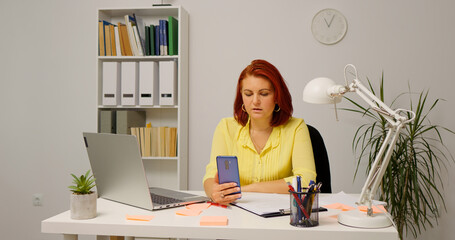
[307,124,332,193]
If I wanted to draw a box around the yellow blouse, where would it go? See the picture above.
[203,117,316,187]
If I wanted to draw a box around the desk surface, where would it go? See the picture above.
[42,192,398,240]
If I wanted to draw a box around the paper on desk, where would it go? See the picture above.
[126,214,155,221]
[232,192,289,215]
[176,208,202,216]
[186,202,211,211]
[200,216,228,226]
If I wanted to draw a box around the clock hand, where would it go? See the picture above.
[328,15,335,28]
[324,17,330,27]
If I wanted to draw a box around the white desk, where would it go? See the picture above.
[42,192,398,240]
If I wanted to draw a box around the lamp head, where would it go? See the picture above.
[303,77,343,104]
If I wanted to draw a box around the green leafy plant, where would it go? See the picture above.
[68,170,96,195]
[342,74,454,239]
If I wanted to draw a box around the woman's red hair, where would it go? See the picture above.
[234,59,293,126]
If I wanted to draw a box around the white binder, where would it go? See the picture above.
[102,62,120,106]
[139,61,159,105]
[159,60,177,106]
[121,62,139,105]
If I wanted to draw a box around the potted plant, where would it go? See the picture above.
[68,170,97,220]
[342,75,454,239]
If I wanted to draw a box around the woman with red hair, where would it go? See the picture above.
[203,59,316,204]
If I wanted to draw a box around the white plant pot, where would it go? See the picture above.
[70,191,97,220]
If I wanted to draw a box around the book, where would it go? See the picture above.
[133,13,146,56]
[133,26,144,56]
[159,20,164,55]
[162,19,168,55]
[154,25,160,55]
[149,25,155,56]
[124,15,139,56]
[118,23,133,56]
[98,21,105,56]
[145,26,150,56]
[140,127,146,156]
[110,24,116,56]
[168,16,178,55]
[104,24,111,56]
[114,26,122,56]
[145,127,151,157]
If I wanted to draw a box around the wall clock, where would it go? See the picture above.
[311,8,348,45]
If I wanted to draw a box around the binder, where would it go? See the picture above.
[99,110,116,133]
[102,62,120,106]
[121,62,139,105]
[159,60,177,106]
[116,110,146,134]
[139,61,159,105]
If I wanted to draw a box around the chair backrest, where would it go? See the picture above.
[307,124,332,193]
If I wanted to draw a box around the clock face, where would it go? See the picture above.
[311,8,348,45]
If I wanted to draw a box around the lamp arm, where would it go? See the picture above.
[357,123,404,216]
[340,64,416,215]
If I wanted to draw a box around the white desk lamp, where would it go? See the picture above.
[303,64,415,228]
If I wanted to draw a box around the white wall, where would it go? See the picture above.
[0,0,454,239]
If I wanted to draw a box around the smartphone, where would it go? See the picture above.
[216,156,241,196]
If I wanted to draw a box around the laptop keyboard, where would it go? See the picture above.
[151,193,182,205]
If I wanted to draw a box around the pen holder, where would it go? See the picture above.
[289,189,319,227]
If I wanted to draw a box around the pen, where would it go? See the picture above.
[287,184,310,219]
[296,176,302,222]
[208,202,228,208]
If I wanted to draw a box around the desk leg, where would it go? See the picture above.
[63,234,77,240]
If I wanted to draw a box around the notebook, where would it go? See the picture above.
[82,132,208,210]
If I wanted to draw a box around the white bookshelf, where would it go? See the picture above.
[96,6,189,190]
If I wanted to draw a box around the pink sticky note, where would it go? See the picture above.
[200,216,228,226]
[186,202,211,211]
[323,203,356,211]
[358,205,387,214]
[125,214,155,221]
[176,208,202,216]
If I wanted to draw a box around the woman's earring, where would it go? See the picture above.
[242,104,247,112]
[274,104,281,112]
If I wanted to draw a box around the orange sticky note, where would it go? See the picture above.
[200,216,228,226]
[358,205,387,214]
[126,214,155,221]
[176,208,202,216]
[186,202,211,211]
[323,203,356,211]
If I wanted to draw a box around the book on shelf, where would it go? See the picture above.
[110,24,117,56]
[124,15,140,56]
[133,13,146,56]
[114,26,122,56]
[168,16,178,55]
[149,25,155,56]
[104,24,112,56]
[133,26,144,56]
[155,25,160,55]
[145,26,150,56]
[118,23,133,56]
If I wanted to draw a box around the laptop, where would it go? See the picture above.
[82,132,208,210]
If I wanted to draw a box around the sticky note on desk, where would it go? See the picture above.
[176,208,202,216]
[323,203,355,211]
[200,216,228,226]
[126,214,155,221]
[186,202,211,211]
[358,205,387,214]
